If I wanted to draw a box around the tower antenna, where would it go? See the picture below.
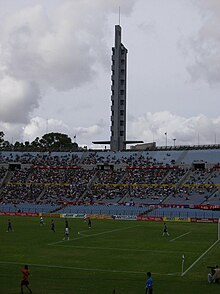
[119,6,120,25]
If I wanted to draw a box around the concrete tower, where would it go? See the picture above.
[92,24,143,150]
[110,25,127,151]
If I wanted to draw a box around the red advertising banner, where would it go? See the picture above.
[0,212,38,217]
[191,218,219,223]
[193,205,220,210]
[137,216,163,221]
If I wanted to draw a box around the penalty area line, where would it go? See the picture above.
[170,232,191,242]
[0,260,179,276]
[181,239,219,277]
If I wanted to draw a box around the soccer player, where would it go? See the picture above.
[51,219,55,232]
[7,219,13,232]
[40,216,44,226]
[63,227,70,240]
[83,213,87,222]
[208,265,220,283]
[162,223,170,236]
[21,265,32,294]
[145,272,153,294]
[88,217,91,229]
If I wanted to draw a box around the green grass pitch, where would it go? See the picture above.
[0,216,220,293]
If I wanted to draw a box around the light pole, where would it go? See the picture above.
[173,138,176,148]
[165,132,167,148]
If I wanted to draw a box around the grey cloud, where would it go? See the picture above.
[0,0,136,124]
[1,1,136,90]
[0,77,40,124]
[188,0,220,85]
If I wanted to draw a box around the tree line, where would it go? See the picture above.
[0,131,79,152]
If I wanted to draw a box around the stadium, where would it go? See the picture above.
[0,148,220,293]
[0,3,220,294]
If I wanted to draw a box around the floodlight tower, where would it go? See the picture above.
[110,24,127,151]
[92,23,143,150]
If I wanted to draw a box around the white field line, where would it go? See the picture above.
[77,231,89,237]
[170,232,191,242]
[0,260,180,276]
[48,224,141,246]
[52,244,194,254]
[77,233,89,237]
[78,230,91,234]
[77,229,95,237]
[181,239,219,277]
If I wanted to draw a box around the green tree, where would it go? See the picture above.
[14,141,24,151]
[2,140,11,149]
[31,137,41,150]
[39,132,77,151]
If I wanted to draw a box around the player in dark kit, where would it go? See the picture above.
[51,220,55,232]
[21,265,32,294]
[145,272,153,294]
[162,223,170,236]
[88,217,91,229]
[7,219,13,232]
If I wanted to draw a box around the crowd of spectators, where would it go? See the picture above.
[0,151,220,210]
[0,152,81,165]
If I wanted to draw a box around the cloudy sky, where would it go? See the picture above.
[0,0,220,148]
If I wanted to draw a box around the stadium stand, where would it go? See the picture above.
[0,149,220,217]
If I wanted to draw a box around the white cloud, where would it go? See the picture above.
[1,111,220,148]
[23,117,105,144]
[74,125,104,138]
[23,117,69,141]
[128,111,220,146]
